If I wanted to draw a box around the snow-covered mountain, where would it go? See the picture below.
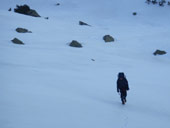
[0,0,170,128]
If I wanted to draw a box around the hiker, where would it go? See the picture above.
[117,72,129,104]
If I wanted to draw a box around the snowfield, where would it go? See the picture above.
[0,0,170,128]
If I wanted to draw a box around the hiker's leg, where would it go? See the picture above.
[120,91,125,104]
[123,91,127,102]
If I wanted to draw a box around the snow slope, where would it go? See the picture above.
[0,0,170,128]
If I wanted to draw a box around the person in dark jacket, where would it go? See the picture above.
[117,72,129,104]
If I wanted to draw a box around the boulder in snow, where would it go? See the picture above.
[27,9,40,17]
[133,12,137,16]
[44,17,49,20]
[56,3,60,6]
[153,49,167,55]
[11,38,24,45]
[103,35,114,42]
[16,28,32,33]
[69,40,83,48]
[14,4,40,17]
[8,8,12,11]
[152,0,158,4]
[168,1,170,5]
[79,21,91,26]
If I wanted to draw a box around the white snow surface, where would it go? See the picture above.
[0,0,170,128]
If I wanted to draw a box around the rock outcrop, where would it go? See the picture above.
[69,40,83,48]
[103,35,114,42]
[11,38,24,45]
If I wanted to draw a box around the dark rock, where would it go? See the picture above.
[79,21,91,26]
[152,0,157,4]
[91,59,95,61]
[69,40,82,48]
[159,2,164,6]
[133,12,137,15]
[11,38,24,45]
[161,0,166,3]
[146,0,151,4]
[27,9,40,17]
[16,28,32,33]
[8,8,12,11]
[103,35,114,42]
[56,3,60,6]
[14,4,30,14]
[14,4,40,17]
[153,49,167,55]
[44,17,49,19]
